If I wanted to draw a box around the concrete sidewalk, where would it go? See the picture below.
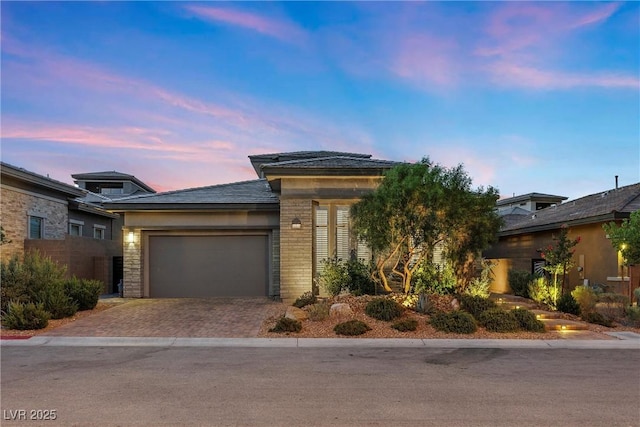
[2,335,639,349]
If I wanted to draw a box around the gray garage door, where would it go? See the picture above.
[148,235,269,297]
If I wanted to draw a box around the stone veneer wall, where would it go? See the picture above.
[271,229,281,298]
[123,228,143,297]
[1,186,68,262]
[279,198,314,303]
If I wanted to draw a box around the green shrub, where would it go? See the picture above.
[557,293,581,316]
[269,317,302,333]
[318,257,348,297]
[465,259,495,298]
[412,261,456,295]
[2,301,50,330]
[65,277,103,311]
[478,308,520,332]
[306,301,330,321]
[345,258,376,296]
[528,277,560,309]
[334,319,371,336]
[365,298,403,321]
[292,291,317,309]
[0,255,30,312]
[430,310,477,334]
[458,294,497,319]
[41,283,78,320]
[391,318,418,332]
[571,286,598,317]
[512,308,546,332]
[508,269,535,299]
[622,306,640,327]
[585,311,612,327]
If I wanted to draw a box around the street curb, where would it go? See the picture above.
[1,336,639,349]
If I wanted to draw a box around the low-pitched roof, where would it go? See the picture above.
[500,183,640,235]
[104,179,279,211]
[72,170,156,193]
[248,151,372,176]
[1,162,85,198]
[261,156,400,175]
[497,192,567,206]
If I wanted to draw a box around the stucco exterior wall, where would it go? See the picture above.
[1,185,68,262]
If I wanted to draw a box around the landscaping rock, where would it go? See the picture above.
[285,306,309,322]
[450,298,460,310]
[330,303,353,317]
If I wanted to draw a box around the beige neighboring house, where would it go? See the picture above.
[105,151,398,302]
[0,162,121,292]
[485,183,640,300]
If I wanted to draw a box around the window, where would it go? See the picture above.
[336,206,350,262]
[93,225,106,240]
[69,220,84,236]
[28,216,44,239]
[315,206,328,273]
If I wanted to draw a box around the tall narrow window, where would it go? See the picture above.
[28,216,44,239]
[69,220,84,236]
[336,206,350,261]
[315,206,328,273]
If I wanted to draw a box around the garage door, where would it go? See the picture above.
[148,235,269,297]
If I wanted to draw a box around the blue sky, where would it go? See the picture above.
[1,1,638,200]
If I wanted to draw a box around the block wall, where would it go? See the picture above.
[279,198,313,303]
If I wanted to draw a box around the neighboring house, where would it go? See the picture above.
[0,162,121,292]
[485,183,640,298]
[105,151,398,302]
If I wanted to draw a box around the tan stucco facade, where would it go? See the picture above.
[486,223,625,295]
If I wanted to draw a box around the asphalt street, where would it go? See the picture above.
[1,345,639,426]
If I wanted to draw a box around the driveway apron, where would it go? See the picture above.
[41,298,281,338]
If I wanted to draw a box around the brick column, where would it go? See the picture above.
[279,199,313,303]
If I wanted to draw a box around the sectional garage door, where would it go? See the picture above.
[148,235,269,297]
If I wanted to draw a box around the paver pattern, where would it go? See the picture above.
[41,298,281,337]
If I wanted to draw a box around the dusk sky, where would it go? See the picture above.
[1,1,638,200]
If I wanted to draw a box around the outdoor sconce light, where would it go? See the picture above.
[127,231,135,244]
[291,218,302,229]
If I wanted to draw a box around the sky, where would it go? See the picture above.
[1,1,638,201]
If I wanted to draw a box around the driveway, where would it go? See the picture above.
[41,298,283,338]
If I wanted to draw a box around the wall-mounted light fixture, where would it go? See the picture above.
[127,231,135,244]
[291,218,302,229]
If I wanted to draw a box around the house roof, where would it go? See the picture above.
[71,170,156,193]
[248,151,373,176]
[261,155,399,174]
[1,162,85,198]
[496,192,567,206]
[104,179,279,211]
[500,183,640,235]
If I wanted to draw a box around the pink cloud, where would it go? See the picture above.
[488,61,640,90]
[390,34,460,87]
[185,5,307,45]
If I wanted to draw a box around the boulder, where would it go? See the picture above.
[330,303,353,318]
[450,298,460,310]
[285,306,309,322]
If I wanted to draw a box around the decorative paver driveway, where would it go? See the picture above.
[41,298,282,338]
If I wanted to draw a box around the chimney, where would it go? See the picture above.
[615,175,619,190]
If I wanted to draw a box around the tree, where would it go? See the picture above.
[351,158,501,294]
[0,226,11,245]
[539,224,580,300]
[603,211,640,266]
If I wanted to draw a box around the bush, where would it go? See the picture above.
[512,308,546,332]
[40,283,78,320]
[334,319,371,336]
[345,259,376,296]
[508,269,534,299]
[634,287,640,304]
[458,294,497,319]
[306,301,330,321]
[318,257,348,297]
[65,277,103,311]
[528,277,560,309]
[412,261,456,295]
[557,293,580,316]
[365,298,403,321]
[0,256,30,312]
[2,301,49,330]
[598,293,630,321]
[269,317,302,333]
[622,306,640,327]
[465,259,495,298]
[391,318,418,332]
[585,311,612,327]
[292,291,317,309]
[478,308,520,332]
[571,286,598,317]
[430,311,477,334]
